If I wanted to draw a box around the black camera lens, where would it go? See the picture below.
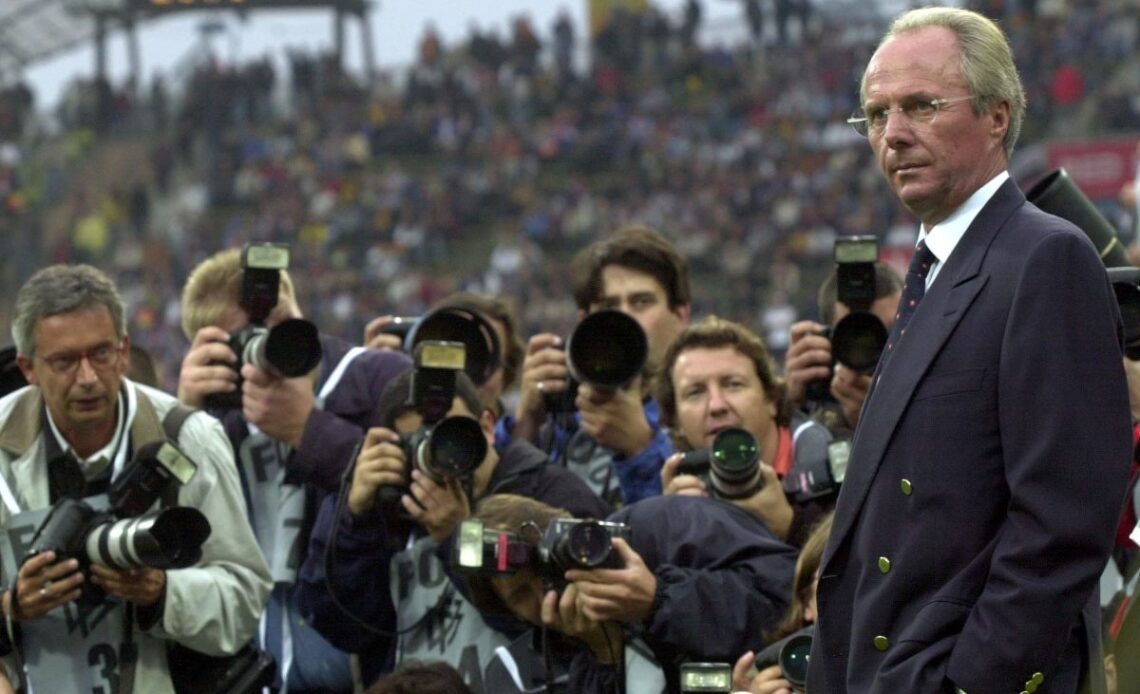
[405,307,502,386]
[563,521,616,568]
[420,415,487,478]
[779,632,812,687]
[830,311,887,372]
[566,310,648,389]
[710,427,759,478]
[1113,281,1140,359]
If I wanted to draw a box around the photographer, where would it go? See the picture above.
[179,247,410,691]
[783,259,902,431]
[656,316,837,548]
[462,492,796,693]
[0,264,270,692]
[500,225,690,504]
[296,365,610,690]
[363,291,526,419]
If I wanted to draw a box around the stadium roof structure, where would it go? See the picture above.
[0,0,104,79]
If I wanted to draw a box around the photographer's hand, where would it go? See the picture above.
[349,428,406,515]
[732,651,793,694]
[363,315,407,351]
[660,452,708,497]
[241,363,317,449]
[177,326,238,407]
[728,464,793,541]
[542,583,625,664]
[3,551,84,620]
[403,469,470,543]
[831,363,871,429]
[576,382,652,458]
[784,321,833,410]
[90,565,165,607]
[566,538,656,625]
[514,334,569,441]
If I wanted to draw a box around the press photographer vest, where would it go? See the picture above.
[0,384,184,694]
[390,535,511,694]
[239,346,365,587]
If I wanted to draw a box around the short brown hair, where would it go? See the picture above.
[571,225,691,312]
[654,316,790,449]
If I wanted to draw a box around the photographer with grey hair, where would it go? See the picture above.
[0,264,270,693]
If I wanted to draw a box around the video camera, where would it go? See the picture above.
[375,341,488,507]
[748,624,814,692]
[455,516,630,590]
[544,309,649,414]
[676,427,764,500]
[207,243,323,410]
[380,305,502,387]
[24,441,212,605]
[806,236,888,403]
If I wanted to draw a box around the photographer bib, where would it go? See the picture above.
[391,535,510,693]
[0,493,130,694]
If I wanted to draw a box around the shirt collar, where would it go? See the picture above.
[919,170,1009,262]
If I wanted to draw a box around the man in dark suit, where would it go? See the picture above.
[808,7,1133,694]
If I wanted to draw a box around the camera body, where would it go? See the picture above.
[807,236,888,403]
[454,517,631,590]
[25,441,211,604]
[377,341,487,507]
[676,427,764,500]
[544,309,649,414]
[207,243,322,410]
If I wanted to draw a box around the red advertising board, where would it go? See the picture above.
[1046,137,1139,200]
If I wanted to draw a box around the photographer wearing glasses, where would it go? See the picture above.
[0,264,270,693]
[809,8,1131,693]
[179,247,411,692]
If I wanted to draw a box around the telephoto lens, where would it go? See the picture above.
[678,427,764,499]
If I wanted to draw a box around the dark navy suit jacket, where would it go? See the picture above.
[807,179,1133,694]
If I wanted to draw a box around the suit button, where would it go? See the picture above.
[900,479,913,495]
[873,635,889,651]
[878,557,891,574]
[1025,681,1037,693]
[1032,673,1044,685]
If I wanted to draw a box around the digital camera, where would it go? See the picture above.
[25,441,211,605]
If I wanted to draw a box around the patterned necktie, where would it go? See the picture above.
[884,239,937,355]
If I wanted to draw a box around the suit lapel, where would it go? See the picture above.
[823,180,1026,567]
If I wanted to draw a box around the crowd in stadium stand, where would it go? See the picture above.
[1,0,1137,391]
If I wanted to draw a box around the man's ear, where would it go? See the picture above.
[673,302,692,325]
[16,354,37,386]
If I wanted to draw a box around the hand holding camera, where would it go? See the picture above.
[178,325,239,408]
[565,537,656,625]
[348,427,407,515]
[541,582,625,664]
[783,321,834,410]
[240,361,317,449]
[5,551,83,621]
[513,333,569,440]
[576,379,653,458]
